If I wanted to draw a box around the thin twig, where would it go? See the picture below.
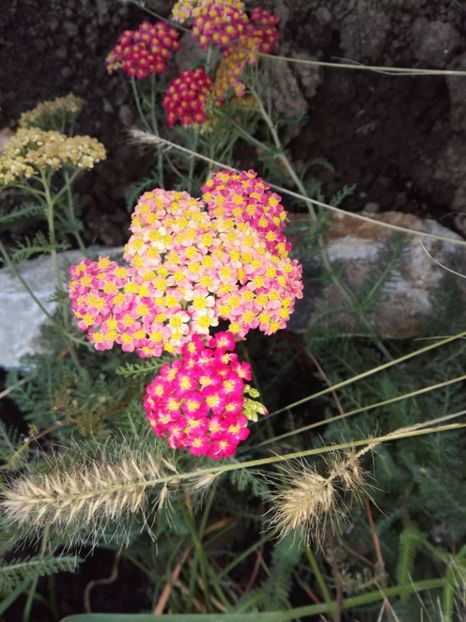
[308,353,345,417]
[365,498,385,575]
[84,553,121,613]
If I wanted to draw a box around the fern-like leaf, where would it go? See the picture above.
[10,232,69,264]
[0,204,44,230]
[0,555,80,593]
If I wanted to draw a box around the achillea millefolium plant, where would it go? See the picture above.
[0,1,465,620]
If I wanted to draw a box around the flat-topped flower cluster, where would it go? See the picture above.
[68,170,302,459]
[0,128,106,187]
[106,20,180,80]
[18,93,84,131]
[162,68,213,127]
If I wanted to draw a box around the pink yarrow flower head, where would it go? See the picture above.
[201,169,290,254]
[106,20,180,79]
[124,185,303,341]
[68,177,303,356]
[192,1,249,49]
[144,331,265,459]
[162,68,213,127]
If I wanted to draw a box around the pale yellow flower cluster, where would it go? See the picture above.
[0,128,106,186]
[171,0,245,23]
[18,94,84,131]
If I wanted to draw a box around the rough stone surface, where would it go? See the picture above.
[340,1,391,62]
[0,249,118,368]
[287,211,466,339]
[411,18,461,68]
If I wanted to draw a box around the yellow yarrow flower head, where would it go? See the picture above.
[18,94,84,132]
[0,128,106,187]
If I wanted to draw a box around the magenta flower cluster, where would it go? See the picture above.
[162,68,213,127]
[145,332,252,459]
[106,20,180,79]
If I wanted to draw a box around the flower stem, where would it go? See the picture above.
[130,76,151,132]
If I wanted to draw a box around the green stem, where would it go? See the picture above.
[58,579,451,621]
[183,505,211,610]
[217,532,273,579]
[255,373,466,448]
[130,76,151,132]
[41,171,64,299]
[63,169,86,252]
[0,578,31,616]
[35,416,466,517]
[23,530,49,622]
[305,547,334,617]
[266,330,466,418]
[40,172,86,373]
[0,240,57,324]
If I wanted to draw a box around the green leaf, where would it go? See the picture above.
[60,579,448,622]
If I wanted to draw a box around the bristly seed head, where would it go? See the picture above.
[0,445,179,546]
[268,446,374,546]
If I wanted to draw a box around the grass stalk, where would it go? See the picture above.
[129,129,466,248]
[255,373,466,448]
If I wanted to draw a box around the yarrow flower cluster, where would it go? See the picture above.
[0,128,106,187]
[162,68,213,127]
[18,94,84,131]
[171,0,245,24]
[212,10,280,100]
[144,332,265,459]
[191,1,248,49]
[106,20,180,79]
[68,172,302,357]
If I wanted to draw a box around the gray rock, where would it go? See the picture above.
[288,211,466,339]
[0,249,119,369]
[63,20,78,37]
[269,59,308,124]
